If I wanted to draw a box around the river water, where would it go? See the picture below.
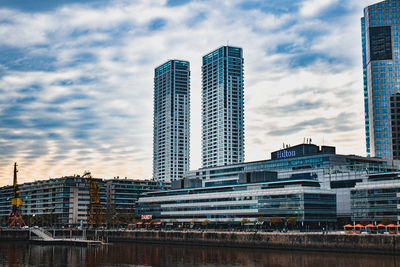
[1,241,400,267]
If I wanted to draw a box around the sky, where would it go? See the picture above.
[0,0,378,186]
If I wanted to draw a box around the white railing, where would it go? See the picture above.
[30,227,54,240]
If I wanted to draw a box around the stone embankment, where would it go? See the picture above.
[102,230,400,254]
[1,229,400,254]
[0,229,29,241]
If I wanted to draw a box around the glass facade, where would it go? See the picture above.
[362,17,371,155]
[153,60,190,181]
[202,46,244,168]
[0,177,170,226]
[187,153,390,181]
[137,180,336,224]
[362,0,400,160]
[351,172,400,223]
[182,143,394,219]
[106,179,169,215]
[0,177,106,225]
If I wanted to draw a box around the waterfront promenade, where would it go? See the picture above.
[1,229,400,254]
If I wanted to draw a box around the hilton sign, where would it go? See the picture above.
[276,150,296,159]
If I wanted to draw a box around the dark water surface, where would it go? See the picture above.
[1,241,400,267]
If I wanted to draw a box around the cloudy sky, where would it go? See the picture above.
[0,0,377,185]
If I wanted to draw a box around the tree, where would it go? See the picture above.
[381,217,392,225]
[115,213,134,226]
[286,217,296,229]
[201,219,210,226]
[268,217,283,224]
[268,216,283,229]
[241,218,249,225]
[104,204,116,228]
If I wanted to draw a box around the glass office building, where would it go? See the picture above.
[138,143,394,225]
[351,172,400,223]
[153,60,190,181]
[362,0,400,161]
[137,178,336,226]
[202,46,244,168]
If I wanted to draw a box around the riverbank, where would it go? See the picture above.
[2,229,400,254]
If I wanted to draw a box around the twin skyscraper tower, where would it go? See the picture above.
[153,46,245,182]
[154,0,400,181]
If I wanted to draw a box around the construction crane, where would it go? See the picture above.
[83,171,103,229]
[8,163,26,227]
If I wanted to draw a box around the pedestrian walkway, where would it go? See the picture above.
[30,227,53,240]
[29,227,102,247]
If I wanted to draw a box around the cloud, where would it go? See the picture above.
[255,99,327,118]
[267,112,357,136]
[0,0,373,185]
[299,0,339,17]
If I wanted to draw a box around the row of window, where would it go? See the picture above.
[370,20,400,26]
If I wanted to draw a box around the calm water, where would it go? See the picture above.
[1,241,400,267]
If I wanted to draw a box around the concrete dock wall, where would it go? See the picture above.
[0,229,29,241]
[1,229,400,254]
[101,230,400,254]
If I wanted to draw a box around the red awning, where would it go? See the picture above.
[355,224,364,227]
[365,224,376,227]
[136,222,143,225]
[344,224,353,228]
[153,222,162,225]
[387,224,396,227]
[377,224,386,227]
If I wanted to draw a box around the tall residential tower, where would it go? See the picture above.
[201,46,244,168]
[153,60,190,181]
[362,0,400,162]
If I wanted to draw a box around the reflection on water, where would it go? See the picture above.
[1,241,400,267]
